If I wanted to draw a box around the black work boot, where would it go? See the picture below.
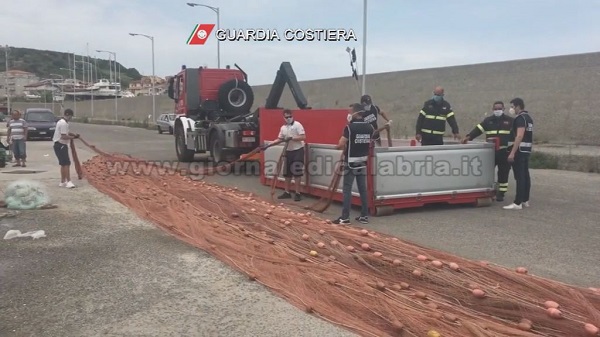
[496,191,505,202]
[278,191,292,199]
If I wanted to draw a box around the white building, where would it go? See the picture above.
[0,70,40,98]
[128,75,168,96]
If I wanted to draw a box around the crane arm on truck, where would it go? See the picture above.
[264,62,311,110]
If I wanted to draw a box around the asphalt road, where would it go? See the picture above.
[0,141,356,337]
[72,122,600,288]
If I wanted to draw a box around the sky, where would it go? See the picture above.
[1,0,600,85]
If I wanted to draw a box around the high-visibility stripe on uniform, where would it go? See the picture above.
[420,110,449,120]
[498,182,508,192]
[486,130,510,135]
[477,124,485,132]
[420,128,445,135]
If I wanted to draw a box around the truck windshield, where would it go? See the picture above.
[26,111,55,122]
[168,114,175,121]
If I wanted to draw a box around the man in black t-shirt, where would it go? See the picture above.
[503,97,533,210]
[360,94,391,146]
[332,103,374,225]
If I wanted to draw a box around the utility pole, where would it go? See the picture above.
[72,53,77,112]
[3,45,11,112]
[361,0,367,95]
[114,52,118,121]
[86,43,91,83]
[87,43,94,118]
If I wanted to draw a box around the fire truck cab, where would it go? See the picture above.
[168,64,258,163]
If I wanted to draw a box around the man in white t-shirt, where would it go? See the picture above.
[275,109,306,201]
[52,109,79,188]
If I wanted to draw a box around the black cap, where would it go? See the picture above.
[349,103,365,113]
[360,94,372,104]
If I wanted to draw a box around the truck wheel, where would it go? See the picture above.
[175,126,195,162]
[210,137,224,164]
[157,126,163,134]
[168,126,173,135]
[218,79,254,115]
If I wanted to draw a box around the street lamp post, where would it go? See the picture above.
[77,60,95,118]
[49,74,63,113]
[361,0,367,95]
[96,49,118,121]
[187,2,220,69]
[129,33,156,123]
[59,67,75,110]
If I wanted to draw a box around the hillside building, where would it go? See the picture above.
[0,70,39,98]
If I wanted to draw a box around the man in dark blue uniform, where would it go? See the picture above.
[332,103,375,225]
[503,98,533,210]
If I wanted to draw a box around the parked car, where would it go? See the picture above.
[23,108,57,140]
[156,113,176,134]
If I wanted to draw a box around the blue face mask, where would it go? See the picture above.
[432,95,443,102]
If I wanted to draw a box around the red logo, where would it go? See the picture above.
[187,24,216,45]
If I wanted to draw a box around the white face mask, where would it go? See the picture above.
[284,116,293,124]
[508,108,515,115]
[492,110,503,117]
[364,104,372,111]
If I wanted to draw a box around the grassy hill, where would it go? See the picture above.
[0,46,142,87]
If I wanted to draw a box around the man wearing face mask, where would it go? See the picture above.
[415,86,460,145]
[275,109,306,201]
[359,94,391,146]
[503,98,533,210]
[332,103,375,225]
[462,101,514,201]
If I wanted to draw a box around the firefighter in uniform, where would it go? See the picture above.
[462,101,514,201]
[415,86,461,145]
[332,103,374,225]
[359,94,391,146]
[503,97,534,210]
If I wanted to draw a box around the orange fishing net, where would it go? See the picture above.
[77,139,600,337]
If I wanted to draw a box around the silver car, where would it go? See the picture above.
[156,113,176,134]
